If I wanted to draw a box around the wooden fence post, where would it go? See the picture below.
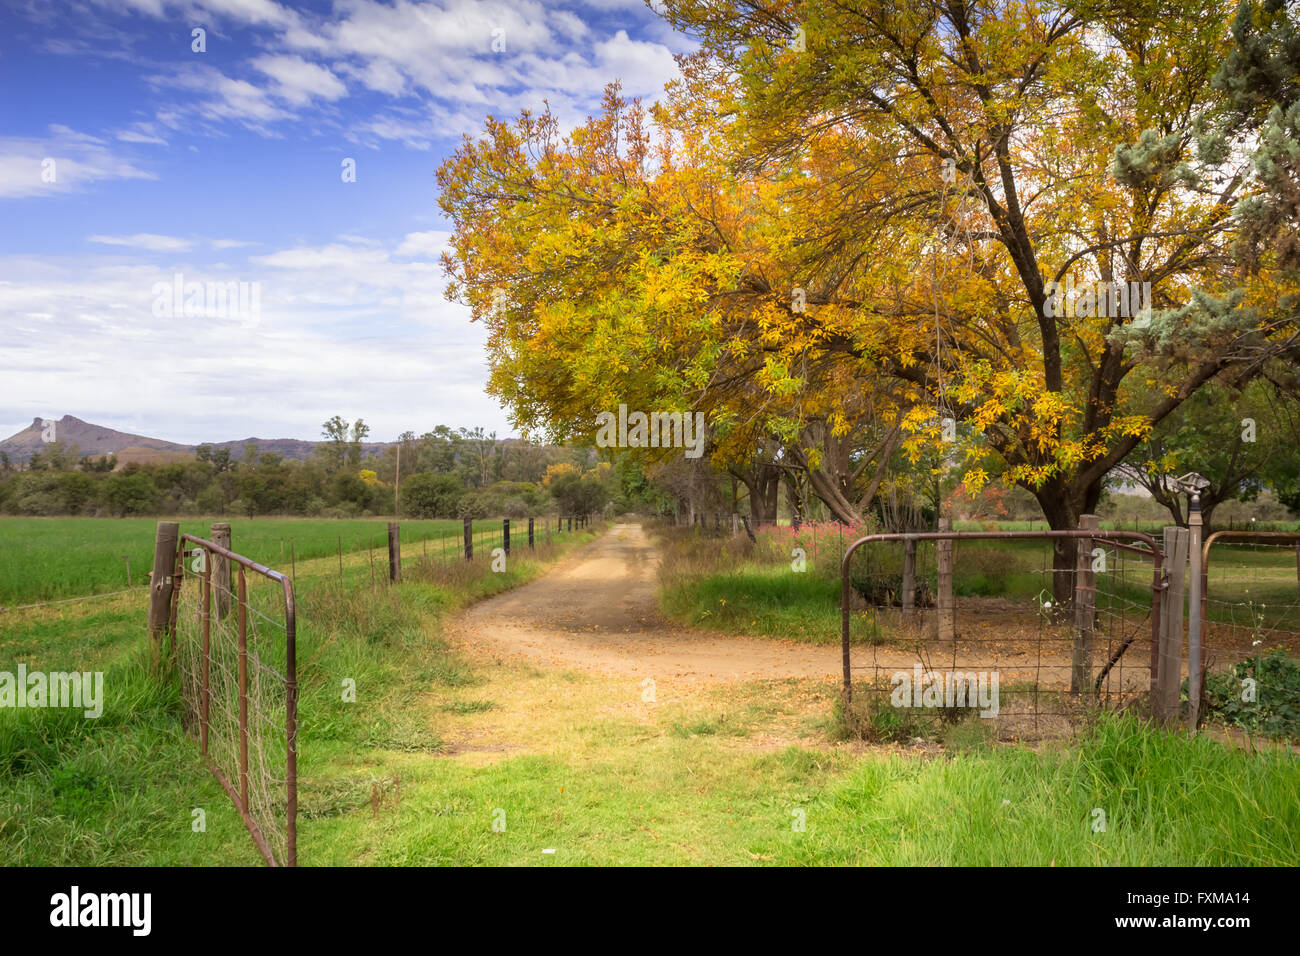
[901,536,917,619]
[387,522,401,583]
[463,516,473,561]
[503,518,511,556]
[1071,514,1099,697]
[211,522,232,620]
[936,517,955,642]
[545,518,551,544]
[148,521,180,670]
[1155,526,1189,724]
[732,513,739,537]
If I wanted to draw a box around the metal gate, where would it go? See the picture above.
[839,529,1163,740]
[172,533,298,866]
[1194,530,1300,733]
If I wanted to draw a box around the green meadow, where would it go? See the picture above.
[0,516,529,606]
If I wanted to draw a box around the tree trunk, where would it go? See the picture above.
[732,463,782,526]
[1031,478,1099,618]
[759,467,780,524]
[803,465,864,524]
[784,471,806,529]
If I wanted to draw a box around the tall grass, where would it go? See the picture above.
[772,714,1300,865]
[656,520,1294,642]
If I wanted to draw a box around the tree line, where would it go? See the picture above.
[0,417,664,519]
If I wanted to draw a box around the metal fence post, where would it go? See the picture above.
[1187,499,1203,732]
[528,516,535,549]
[503,518,511,556]
[237,566,248,809]
[200,544,211,756]
[901,536,917,619]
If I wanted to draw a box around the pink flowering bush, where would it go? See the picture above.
[754,519,878,580]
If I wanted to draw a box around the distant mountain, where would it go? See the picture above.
[0,415,392,466]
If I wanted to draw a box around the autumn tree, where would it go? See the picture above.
[439,1,1299,606]
[436,78,915,528]
[654,0,1300,603]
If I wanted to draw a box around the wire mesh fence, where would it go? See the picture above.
[1202,532,1300,648]
[840,530,1163,742]
[173,534,297,866]
[1196,532,1300,734]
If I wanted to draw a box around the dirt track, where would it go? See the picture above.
[444,522,1151,692]
[445,522,847,682]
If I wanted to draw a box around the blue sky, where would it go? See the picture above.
[0,0,689,446]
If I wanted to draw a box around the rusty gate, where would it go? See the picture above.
[170,533,298,866]
[839,528,1164,740]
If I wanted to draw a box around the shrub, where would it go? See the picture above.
[831,691,925,743]
[400,472,465,518]
[99,473,159,516]
[1202,650,1300,738]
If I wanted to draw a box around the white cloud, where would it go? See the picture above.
[44,2,687,150]
[0,125,155,199]
[148,63,293,129]
[89,233,195,251]
[394,230,452,258]
[0,232,508,440]
[116,127,168,145]
[594,30,680,91]
[251,54,348,105]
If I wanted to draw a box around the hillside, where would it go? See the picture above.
[0,415,391,465]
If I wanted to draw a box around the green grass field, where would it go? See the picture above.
[0,515,548,606]
[3,516,1298,866]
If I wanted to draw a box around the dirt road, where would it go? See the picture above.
[446,522,847,682]
[445,522,1150,692]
